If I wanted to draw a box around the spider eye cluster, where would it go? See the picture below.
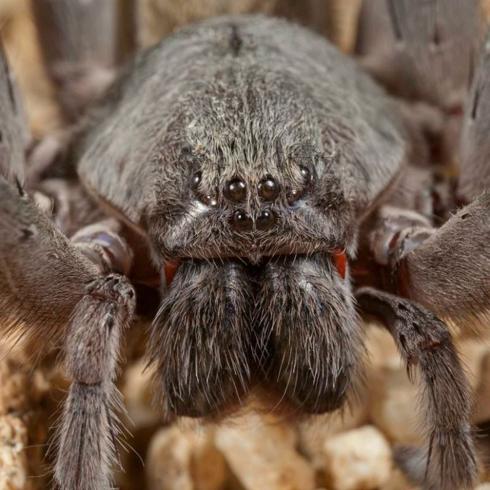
[189,166,315,232]
[190,167,314,204]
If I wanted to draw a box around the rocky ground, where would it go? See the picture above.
[1,1,490,489]
[3,322,490,490]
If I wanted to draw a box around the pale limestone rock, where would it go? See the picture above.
[323,425,392,490]
[473,351,490,423]
[368,364,422,445]
[1,0,63,136]
[483,0,490,20]
[146,425,227,490]
[0,416,28,490]
[379,468,418,490]
[121,358,161,429]
[298,406,368,469]
[0,0,19,18]
[365,326,422,446]
[476,484,490,490]
[137,0,345,51]
[365,324,401,371]
[456,337,490,392]
[215,412,315,490]
[0,345,66,490]
[327,0,362,53]
[0,358,30,416]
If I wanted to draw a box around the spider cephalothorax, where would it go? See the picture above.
[0,2,488,489]
[74,16,399,420]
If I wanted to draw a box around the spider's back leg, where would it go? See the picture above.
[30,0,133,121]
[0,40,29,184]
[363,12,490,332]
[459,29,490,201]
[357,0,481,109]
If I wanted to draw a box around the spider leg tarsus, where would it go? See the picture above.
[357,287,478,490]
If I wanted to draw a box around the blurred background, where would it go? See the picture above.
[1,1,490,490]
[0,0,362,138]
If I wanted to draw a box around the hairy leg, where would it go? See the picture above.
[357,287,477,490]
[55,274,135,490]
[0,174,137,489]
[0,177,97,344]
[31,0,121,120]
[358,0,480,109]
[365,10,490,329]
[459,30,490,201]
[367,193,490,331]
[0,42,29,183]
[0,19,140,487]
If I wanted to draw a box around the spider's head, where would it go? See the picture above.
[146,71,355,266]
[145,71,362,419]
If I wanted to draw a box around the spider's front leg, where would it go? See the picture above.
[357,287,477,490]
[408,193,490,331]
[368,188,490,332]
[56,272,135,490]
[0,177,136,490]
[384,192,490,326]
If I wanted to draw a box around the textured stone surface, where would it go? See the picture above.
[136,0,359,50]
[298,407,368,470]
[368,365,421,445]
[473,351,490,424]
[0,355,30,416]
[365,326,422,446]
[146,425,227,490]
[122,358,161,430]
[0,415,29,490]
[323,425,393,490]
[215,413,315,490]
[0,0,62,136]
[379,469,416,490]
[326,0,362,53]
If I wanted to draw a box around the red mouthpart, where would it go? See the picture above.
[333,250,347,280]
[164,260,181,286]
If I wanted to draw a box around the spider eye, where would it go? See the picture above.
[258,175,279,201]
[256,208,276,230]
[191,171,201,188]
[230,209,253,231]
[300,166,310,180]
[224,177,247,202]
[287,187,304,204]
[333,249,347,279]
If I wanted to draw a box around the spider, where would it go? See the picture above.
[0,1,488,489]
